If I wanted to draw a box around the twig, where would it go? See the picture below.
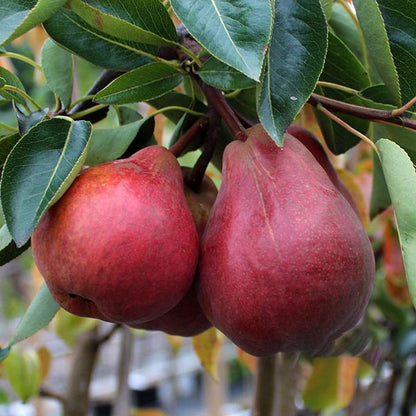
[392,96,416,117]
[197,77,247,141]
[97,323,121,346]
[169,116,209,157]
[308,93,416,131]
[253,355,277,416]
[185,106,220,192]
[39,387,66,403]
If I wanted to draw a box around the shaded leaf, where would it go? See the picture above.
[198,57,256,90]
[353,0,401,105]
[258,0,327,145]
[86,116,154,166]
[0,0,67,46]
[1,117,92,246]
[302,356,359,412]
[36,345,52,382]
[377,139,416,306]
[378,0,416,104]
[0,133,20,171]
[0,67,26,104]
[0,225,30,267]
[94,63,183,105]
[41,38,73,109]
[43,7,151,71]
[191,327,224,381]
[171,0,272,81]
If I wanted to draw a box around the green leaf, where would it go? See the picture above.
[94,63,183,105]
[0,133,20,171]
[43,7,152,71]
[314,32,371,154]
[377,139,416,306]
[370,149,390,218]
[377,0,416,104]
[41,38,73,109]
[86,116,154,166]
[258,0,328,145]
[9,284,59,348]
[353,0,401,105]
[1,117,92,247]
[0,67,26,104]
[4,346,42,402]
[0,225,30,266]
[171,0,272,81]
[0,0,67,46]
[67,0,178,47]
[198,57,256,90]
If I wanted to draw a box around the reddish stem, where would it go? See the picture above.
[169,116,209,157]
[197,78,247,141]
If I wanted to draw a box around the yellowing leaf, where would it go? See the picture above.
[36,345,52,382]
[54,309,99,346]
[130,408,167,416]
[237,347,257,373]
[191,327,224,381]
[4,346,42,402]
[302,356,359,413]
[164,334,183,354]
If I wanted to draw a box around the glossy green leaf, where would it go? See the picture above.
[41,38,73,109]
[94,63,183,105]
[0,225,30,266]
[353,0,401,105]
[377,139,416,306]
[314,32,371,154]
[198,57,256,90]
[258,0,327,145]
[370,149,390,218]
[377,0,416,104]
[0,67,26,104]
[86,116,153,166]
[0,133,20,171]
[0,0,67,46]
[1,117,92,247]
[171,0,272,81]
[4,346,42,402]
[43,7,152,71]
[67,0,177,47]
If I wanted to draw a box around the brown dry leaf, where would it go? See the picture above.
[302,356,360,413]
[336,168,369,229]
[191,327,224,381]
[236,347,257,373]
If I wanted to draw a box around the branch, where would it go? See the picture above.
[308,93,416,131]
[196,77,247,141]
[169,116,209,157]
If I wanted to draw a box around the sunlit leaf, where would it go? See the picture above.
[171,0,272,81]
[1,117,92,246]
[377,139,416,307]
[302,356,359,412]
[191,327,224,381]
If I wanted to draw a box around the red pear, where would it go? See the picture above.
[197,124,375,356]
[132,167,216,336]
[31,146,199,325]
[287,124,357,212]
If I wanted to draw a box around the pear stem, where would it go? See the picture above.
[186,106,220,193]
[197,77,247,141]
[169,116,209,157]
